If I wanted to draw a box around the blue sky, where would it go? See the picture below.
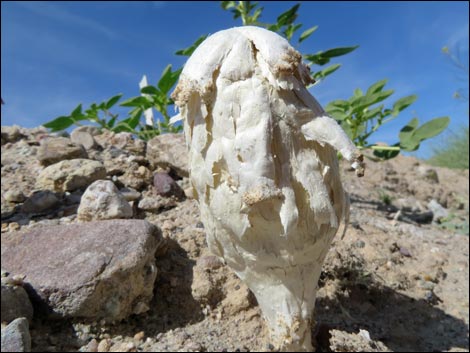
[1,1,468,158]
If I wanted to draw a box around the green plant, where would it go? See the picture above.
[426,46,469,168]
[427,126,469,169]
[325,79,450,160]
[43,64,187,141]
[377,189,393,205]
[438,212,469,236]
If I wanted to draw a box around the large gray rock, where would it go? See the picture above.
[36,159,107,192]
[1,317,31,352]
[77,180,133,221]
[1,220,163,320]
[37,137,88,166]
[1,282,34,324]
[146,133,189,177]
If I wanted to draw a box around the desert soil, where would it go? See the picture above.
[1,126,468,352]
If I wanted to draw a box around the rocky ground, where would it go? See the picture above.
[1,125,468,352]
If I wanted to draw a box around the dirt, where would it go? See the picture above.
[1,128,468,352]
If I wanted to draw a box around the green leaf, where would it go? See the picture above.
[128,107,143,128]
[175,34,208,56]
[354,88,363,98]
[367,89,394,106]
[313,64,341,81]
[221,1,236,10]
[366,79,388,95]
[267,24,279,32]
[413,116,450,141]
[283,23,302,40]
[299,26,318,43]
[252,7,263,23]
[105,94,123,110]
[399,118,420,151]
[392,95,417,116]
[327,109,348,121]
[304,53,330,66]
[71,104,82,120]
[42,116,75,132]
[325,99,350,111]
[120,96,150,108]
[141,86,160,95]
[158,65,182,94]
[321,45,359,58]
[107,115,118,128]
[373,143,401,160]
[363,105,384,120]
[276,4,300,27]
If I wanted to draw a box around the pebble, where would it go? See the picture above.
[4,190,26,203]
[8,222,20,231]
[21,190,61,214]
[133,331,145,341]
[97,338,111,352]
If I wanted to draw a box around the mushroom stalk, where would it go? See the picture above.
[172,26,364,351]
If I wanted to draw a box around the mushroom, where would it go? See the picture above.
[172,26,365,351]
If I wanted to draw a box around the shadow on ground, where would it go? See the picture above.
[315,275,469,352]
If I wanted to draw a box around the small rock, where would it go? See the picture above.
[138,194,178,212]
[1,317,31,352]
[399,246,412,257]
[36,159,107,192]
[146,134,189,177]
[97,339,111,352]
[37,137,88,166]
[110,342,135,352]
[21,190,60,214]
[221,281,253,315]
[153,172,185,199]
[419,280,436,291]
[119,187,141,202]
[8,223,20,232]
[77,180,133,221]
[4,190,26,203]
[1,282,34,324]
[417,166,439,183]
[427,199,449,222]
[95,131,145,156]
[353,240,366,248]
[197,255,224,270]
[102,148,132,176]
[1,126,25,145]
[87,338,99,352]
[184,186,195,199]
[118,165,153,191]
[358,329,371,341]
[134,331,145,341]
[1,220,163,320]
[71,126,98,150]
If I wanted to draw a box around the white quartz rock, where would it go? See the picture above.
[172,26,365,351]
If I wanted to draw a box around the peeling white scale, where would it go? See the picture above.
[171,26,365,351]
